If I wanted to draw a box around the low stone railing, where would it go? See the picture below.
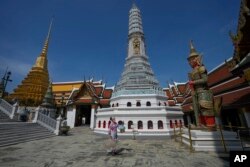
[33,107,62,135]
[0,98,18,119]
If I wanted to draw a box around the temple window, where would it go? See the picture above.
[116,103,119,107]
[127,102,132,107]
[148,121,153,129]
[108,121,111,128]
[98,121,101,128]
[179,120,182,127]
[138,121,143,129]
[146,101,151,106]
[103,121,106,129]
[164,102,167,106]
[170,120,173,128]
[158,120,163,129]
[136,101,141,107]
[128,121,133,129]
[112,104,114,107]
[158,102,161,106]
[175,120,178,128]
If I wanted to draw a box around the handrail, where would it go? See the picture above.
[188,125,193,152]
[37,112,57,132]
[0,98,13,116]
[173,124,185,146]
[218,125,227,152]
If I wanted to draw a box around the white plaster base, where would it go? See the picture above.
[180,129,242,152]
[94,105,183,136]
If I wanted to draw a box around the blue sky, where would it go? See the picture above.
[0,0,240,93]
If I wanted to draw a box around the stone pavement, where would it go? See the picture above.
[0,127,229,167]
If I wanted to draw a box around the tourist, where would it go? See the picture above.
[109,117,118,140]
[82,116,86,126]
[108,117,119,155]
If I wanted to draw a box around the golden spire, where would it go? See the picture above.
[8,19,53,106]
[34,18,53,69]
[42,18,53,55]
[188,40,200,60]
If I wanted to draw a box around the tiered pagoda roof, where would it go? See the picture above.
[163,82,186,106]
[112,3,165,98]
[52,79,113,107]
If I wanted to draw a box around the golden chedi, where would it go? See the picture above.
[8,21,53,106]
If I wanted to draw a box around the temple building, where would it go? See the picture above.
[182,0,250,128]
[94,3,183,136]
[52,79,113,128]
[52,80,185,129]
[8,21,53,106]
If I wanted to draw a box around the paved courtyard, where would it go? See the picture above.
[0,127,229,167]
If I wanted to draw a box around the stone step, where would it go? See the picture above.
[0,110,10,119]
[0,119,19,123]
[0,122,34,125]
[0,124,40,130]
[0,115,9,119]
[0,123,47,129]
[0,112,9,119]
[0,128,51,137]
[0,122,55,147]
[0,131,54,142]
[0,122,38,127]
[0,134,55,147]
[0,109,18,122]
[0,123,52,134]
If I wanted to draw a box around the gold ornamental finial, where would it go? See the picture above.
[34,18,53,68]
[188,40,200,60]
[41,18,54,55]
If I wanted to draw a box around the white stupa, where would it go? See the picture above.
[94,3,183,136]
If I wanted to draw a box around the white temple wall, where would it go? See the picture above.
[95,106,183,131]
[66,105,76,128]
[111,95,168,107]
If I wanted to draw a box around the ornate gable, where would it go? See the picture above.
[73,82,99,104]
[229,0,250,67]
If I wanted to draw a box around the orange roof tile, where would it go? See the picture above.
[168,100,176,106]
[74,99,93,104]
[100,99,110,105]
[102,89,113,99]
[220,87,250,107]
[211,77,245,94]
[208,64,232,86]
[95,87,104,97]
